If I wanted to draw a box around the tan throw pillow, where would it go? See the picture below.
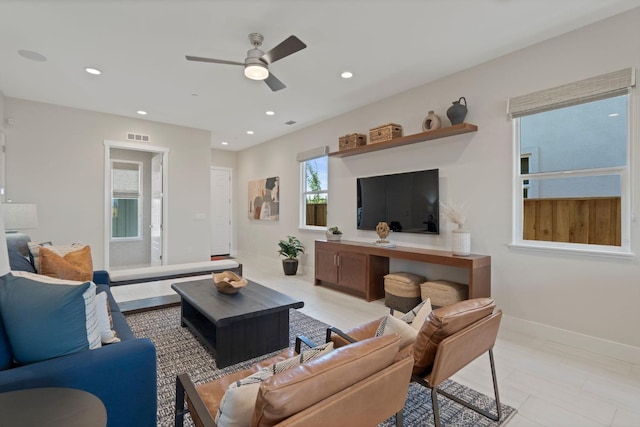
[39,245,93,282]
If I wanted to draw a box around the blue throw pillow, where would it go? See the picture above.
[0,274,93,365]
[8,248,36,273]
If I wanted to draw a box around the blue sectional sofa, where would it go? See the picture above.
[0,238,157,427]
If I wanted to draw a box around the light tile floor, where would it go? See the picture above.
[111,254,640,427]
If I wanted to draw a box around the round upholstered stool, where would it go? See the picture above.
[420,280,469,308]
[383,272,425,313]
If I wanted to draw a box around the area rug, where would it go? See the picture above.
[126,306,516,426]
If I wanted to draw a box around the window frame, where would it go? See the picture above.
[111,159,143,241]
[510,95,633,256]
[299,155,328,230]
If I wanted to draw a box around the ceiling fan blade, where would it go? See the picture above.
[261,35,307,64]
[264,72,286,92]
[185,55,244,66]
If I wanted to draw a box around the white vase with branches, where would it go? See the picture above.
[440,201,471,256]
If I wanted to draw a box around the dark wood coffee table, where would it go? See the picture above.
[171,278,304,368]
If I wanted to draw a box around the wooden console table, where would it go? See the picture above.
[314,239,491,302]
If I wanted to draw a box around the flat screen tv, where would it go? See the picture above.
[357,169,439,234]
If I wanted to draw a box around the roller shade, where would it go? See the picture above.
[297,146,329,162]
[508,67,635,118]
[112,162,140,198]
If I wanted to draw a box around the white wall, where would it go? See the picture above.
[3,98,212,268]
[236,8,640,357]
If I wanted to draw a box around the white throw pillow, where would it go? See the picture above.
[215,369,273,427]
[9,270,101,350]
[95,291,121,344]
[411,298,432,331]
[375,313,419,348]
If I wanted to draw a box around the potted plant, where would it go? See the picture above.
[326,226,343,241]
[277,235,305,275]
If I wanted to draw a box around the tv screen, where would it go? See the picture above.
[357,169,439,234]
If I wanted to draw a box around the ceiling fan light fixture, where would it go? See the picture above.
[244,63,268,80]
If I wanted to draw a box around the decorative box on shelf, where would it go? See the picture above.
[338,133,367,150]
[369,123,403,144]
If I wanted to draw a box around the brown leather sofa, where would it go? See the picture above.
[329,298,503,427]
[175,334,413,427]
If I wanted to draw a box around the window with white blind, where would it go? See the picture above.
[509,68,634,255]
[111,160,142,239]
[298,146,329,229]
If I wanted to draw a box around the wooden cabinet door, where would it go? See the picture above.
[315,245,338,283]
[337,251,367,293]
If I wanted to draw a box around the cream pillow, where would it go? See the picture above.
[375,313,419,348]
[411,298,432,331]
[95,291,121,344]
[28,242,81,273]
[215,369,273,427]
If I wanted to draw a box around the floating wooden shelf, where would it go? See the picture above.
[329,123,478,158]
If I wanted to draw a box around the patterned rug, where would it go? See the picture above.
[126,306,516,426]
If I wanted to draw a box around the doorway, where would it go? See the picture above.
[210,167,232,257]
[104,140,169,269]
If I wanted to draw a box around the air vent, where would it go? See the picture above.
[126,132,150,142]
[285,120,296,125]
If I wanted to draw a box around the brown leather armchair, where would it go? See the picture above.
[328,298,503,427]
[175,334,413,427]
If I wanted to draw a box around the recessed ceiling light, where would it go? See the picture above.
[85,67,102,75]
[137,110,147,116]
[221,141,229,145]
[18,50,47,62]
[265,111,275,116]
[608,113,619,117]
[246,130,254,135]
[341,71,353,79]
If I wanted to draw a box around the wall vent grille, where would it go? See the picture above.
[126,132,150,142]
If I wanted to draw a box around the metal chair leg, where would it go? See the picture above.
[395,408,404,427]
[489,348,502,421]
[431,387,441,427]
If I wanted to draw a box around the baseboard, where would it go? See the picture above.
[501,314,640,365]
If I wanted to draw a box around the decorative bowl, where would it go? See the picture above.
[212,271,248,294]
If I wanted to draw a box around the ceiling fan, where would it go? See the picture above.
[186,33,307,92]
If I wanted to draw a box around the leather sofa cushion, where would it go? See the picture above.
[252,334,400,427]
[411,298,495,376]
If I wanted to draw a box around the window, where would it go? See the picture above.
[509,68,634,254]
[111,160,142,239]
[300,155,328,228]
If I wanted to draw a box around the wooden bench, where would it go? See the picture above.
[109,260,242,286]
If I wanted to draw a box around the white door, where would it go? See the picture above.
[150,153,163,265]
[210,167,232,256]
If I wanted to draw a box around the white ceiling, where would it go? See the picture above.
[1,1,639,151]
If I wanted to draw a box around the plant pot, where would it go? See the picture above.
[451,228,471,256]
[326,232,342,241]
[282,259,299,275]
